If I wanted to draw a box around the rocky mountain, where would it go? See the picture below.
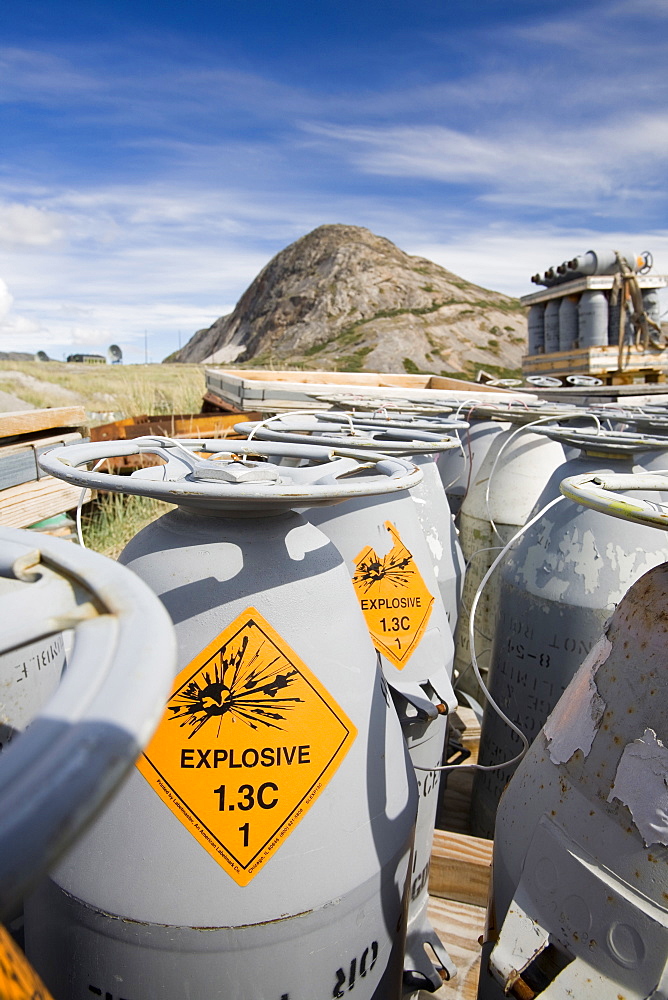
[169,225,526,375]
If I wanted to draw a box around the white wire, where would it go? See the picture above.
[484,410,601,542]
[76,458,109,547]
[245,409,358,452]
[416,493,566,773]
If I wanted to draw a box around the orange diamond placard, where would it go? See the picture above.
[137,608,356,886]
[0,926,53,1000]
[352,521,435,670]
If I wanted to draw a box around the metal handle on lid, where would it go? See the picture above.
[565,374,603,386]
[38,436,423,509]
[0,526,176,916]
[559,471,668,529]
[234,420,460,453]
[525,375,563,387]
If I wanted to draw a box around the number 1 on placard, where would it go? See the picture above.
[239,822,250,847]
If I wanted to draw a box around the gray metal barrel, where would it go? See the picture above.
[0,525,176,918]
[236,415,465,634]
[29,437,420,1000]
[470,428,668,839]
[527,304,545,355]
[478,473,668,997]
[437,417,511,516]
[234,420,459,991]
[543,300,561,353]
[568,248,640,275]
[578,290,608,347]
[453,425,565,704]
[558,295,578,351]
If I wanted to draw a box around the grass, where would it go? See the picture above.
[80,491,175,559]
[0,360,206,425]
[443,361,522,381]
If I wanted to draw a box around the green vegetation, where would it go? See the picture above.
[335,346,375,371]
[488,338,500,352]
[80,492,174,559]
[443,361,522,381]
[0,360,205,424]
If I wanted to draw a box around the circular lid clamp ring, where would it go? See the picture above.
[311,412,471,435]
[559,471,668,530]
[532,425,668,457]
[233,419,461,455]
[38,436,423,514]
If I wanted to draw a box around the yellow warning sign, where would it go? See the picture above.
[0,925,53,1000]
[352,521,435,670]
[138,608,356,887]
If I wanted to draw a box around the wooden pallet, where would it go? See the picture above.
[0,408,88,526]
[0,406,85,440]
[415,709,490,999]
[0,476,91,528]
[90,411,263,442]
[522,344,668,382]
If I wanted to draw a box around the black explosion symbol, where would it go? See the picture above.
[168,628,303,738]
[353,543,413,594]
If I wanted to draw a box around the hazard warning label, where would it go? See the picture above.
[0,925,53,1000]
[352,521,435,670]
[137,608,356,887]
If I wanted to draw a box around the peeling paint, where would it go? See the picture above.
[489,899,549,986]
[544,635,611,764]
[424,528,443,563]
[569,528,602,596]
[608,728,668,847]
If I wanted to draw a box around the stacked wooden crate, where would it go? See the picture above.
[0,407,89,529]
[420,708,491,999]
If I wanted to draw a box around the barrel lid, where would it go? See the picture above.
[38,436,423,514]
[533,425,668,457]
[234,416,460,455]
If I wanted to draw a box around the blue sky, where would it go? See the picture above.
[0,0,667,362]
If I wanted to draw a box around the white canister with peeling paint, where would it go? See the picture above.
[478,562,668,999]
[470,429,668,839]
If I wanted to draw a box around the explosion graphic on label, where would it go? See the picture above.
[168,623,303,738]
[352,525,413,593]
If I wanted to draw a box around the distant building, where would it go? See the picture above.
[66,353,106,364]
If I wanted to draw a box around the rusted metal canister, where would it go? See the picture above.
[479,555,668,998]
[470,428,668,839]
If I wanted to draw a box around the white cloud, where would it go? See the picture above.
[0,279,13,321]
[0,203,64,248]
[0,47,97,103]
[301,113,668,212]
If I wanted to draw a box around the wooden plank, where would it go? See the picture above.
[418,897,485,1000]
[0,432,83,490]
[0,407,86,440]
[429,830,493,908]
[0,476,91,528]
[215,368,433,388]
[90,411,263,441]
[522,344,668,379]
